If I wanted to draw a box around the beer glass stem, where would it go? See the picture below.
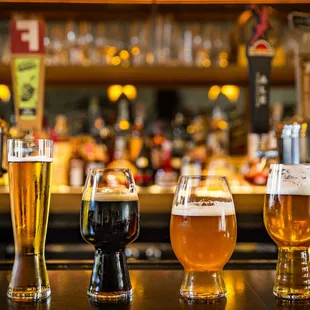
[88,248,132,300]
[274,247,310,300]
[180,270,226,300]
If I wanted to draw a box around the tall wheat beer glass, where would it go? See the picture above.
[170,176,237,300]
[7,139,53,301]
[264,164,310,300]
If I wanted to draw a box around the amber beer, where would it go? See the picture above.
[7,139,53,301]
[264,164,310,300]
[170,200,236,298]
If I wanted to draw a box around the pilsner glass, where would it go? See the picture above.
[264,164,310,300]
[7,139,53,301]
[170,175,237,300]
[80,168,140,301]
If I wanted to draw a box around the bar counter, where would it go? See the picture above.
[0,268,305,309]
[0,185,266,214]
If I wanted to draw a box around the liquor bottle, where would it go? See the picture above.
[68,143,85,187]
[51,115,72,186]
[130,104,145,162]
[170,113,187,177]
[107,95,136,173]
[84,142,105,177]
[206,105,234,177]
[135,136,153,186]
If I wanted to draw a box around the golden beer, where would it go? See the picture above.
[7,138,53,302]
[264,194,310,247]
[170,213,236,271]
[170,191,236,300]
[264,164,310,300]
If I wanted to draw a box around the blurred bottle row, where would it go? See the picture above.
[0,11,296,68]
[3,90,250,188]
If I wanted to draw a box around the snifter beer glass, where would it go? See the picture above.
[170,176,237,300]
[7,139,53,301]
[80,168,140,300]
[264,164,310,300]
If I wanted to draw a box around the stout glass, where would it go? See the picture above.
[264,164,310,300]
[170,175,237,300]
[7,139,53,301]
[80,168,139,300]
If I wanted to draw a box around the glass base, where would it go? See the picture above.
[7,285,51,302]
[180,290,226,301]
[180,270,226,301]
[273,288,310,301]
[274,247,310,300]
[88,288,133,301]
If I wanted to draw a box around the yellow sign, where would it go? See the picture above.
[14,57,40,120]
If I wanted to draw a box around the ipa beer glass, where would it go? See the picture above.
[264,164,310,300]
[170,175,237,300]
[80,168,140,300]
[7,139,53,301]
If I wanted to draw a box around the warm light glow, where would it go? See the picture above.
[146,52,155,65]
[107,84,123,102]
[131,46,140,56]
[208,85,221,101]
[202,58,211,68]
[221,85,240,102]
[123,85,137,101]
[0,85,11,102]
[111,56,121,66]
[217,120,228,130]
[219,58,228,68]
[120,50,130,60]
[119,120,130,130]
[106,46,117,56]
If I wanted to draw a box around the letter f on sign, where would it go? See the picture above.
[16,20,39,52]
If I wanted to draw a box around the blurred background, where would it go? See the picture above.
[0,2,306,267]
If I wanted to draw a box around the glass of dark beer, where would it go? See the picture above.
[7,139,53,302]
[80,168,140,301]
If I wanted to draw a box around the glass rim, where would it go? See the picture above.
[88,168,133,174]
[270,163,310,168]
[7,138,53,144]
[179,175,228,180]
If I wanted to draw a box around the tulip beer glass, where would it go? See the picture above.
[170,175,237,300]
[80,168,140,300]
[264,164,310,300]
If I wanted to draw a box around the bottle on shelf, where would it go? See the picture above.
[107,94,136,173]
[51,115,72,186]
[206,105,234,177]
[68,142,85,187]
[170,112,187,178]
[130,104,145,162]
[135,136,154,187]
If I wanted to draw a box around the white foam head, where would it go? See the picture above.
[266,164,310,196]
[172,201,235,216]
[8,155,52,163]
[83,186,138,201]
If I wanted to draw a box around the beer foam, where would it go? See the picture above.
[93,192,138,202]
[172,201,235,216]
[8,155,52,163]
[83,187,138,201]
[266,164,310,195]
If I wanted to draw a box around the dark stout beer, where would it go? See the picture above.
[80,193,139,298]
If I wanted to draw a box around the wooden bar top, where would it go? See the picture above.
[0,269,307,309]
